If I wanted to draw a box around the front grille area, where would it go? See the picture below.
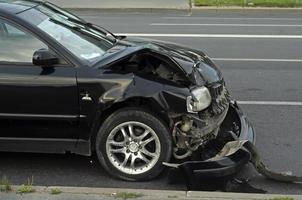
[208,82,231,116]
[210,83,224,99]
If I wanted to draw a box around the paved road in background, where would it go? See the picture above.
[1,10,302,194]
[48,0,189,9]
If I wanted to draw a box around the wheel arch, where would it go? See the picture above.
[90,96,172,152]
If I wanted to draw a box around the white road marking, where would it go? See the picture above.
[212,58,302,62]
[151,23,302,27]
[237,101,302,106]
[163,17,302,21]
[118,33,302,39]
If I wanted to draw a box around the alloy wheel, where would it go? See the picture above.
[105,121,161,175]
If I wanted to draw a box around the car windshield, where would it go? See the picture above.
[18,4,115,64]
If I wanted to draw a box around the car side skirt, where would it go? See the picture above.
[0,137,91,156]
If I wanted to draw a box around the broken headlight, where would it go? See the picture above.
[187,87,212,113]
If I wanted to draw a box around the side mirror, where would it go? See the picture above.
[33,49,59,66]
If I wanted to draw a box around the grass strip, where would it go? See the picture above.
[194,0,302,7]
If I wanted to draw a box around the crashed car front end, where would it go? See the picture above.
[161,65,255,190]
[95,37,255,182]
[167,75,255,182]
[150,43,256,181]
[148,42,256,165]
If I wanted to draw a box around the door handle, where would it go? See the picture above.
[81,92,92,101]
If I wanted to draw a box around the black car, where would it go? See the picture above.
[0,0,255,181]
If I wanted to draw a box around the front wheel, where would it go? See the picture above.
[95,108,172,181]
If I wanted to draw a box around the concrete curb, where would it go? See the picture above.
[1,185,301,200]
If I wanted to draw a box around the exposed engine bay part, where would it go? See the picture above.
[107,51,191,86]
[172,105,229,160]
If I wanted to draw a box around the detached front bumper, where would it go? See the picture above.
[165,102,255,190]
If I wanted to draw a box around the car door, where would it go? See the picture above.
[0,18,79,139]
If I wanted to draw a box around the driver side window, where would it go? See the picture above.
[0,18,48,63]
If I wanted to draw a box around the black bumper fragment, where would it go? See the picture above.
[178,148,250,190]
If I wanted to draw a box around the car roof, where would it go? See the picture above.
[0,0,43,15]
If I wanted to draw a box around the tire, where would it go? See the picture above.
[95,107,172,181]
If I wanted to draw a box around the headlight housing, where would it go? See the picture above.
[187,87,212,113]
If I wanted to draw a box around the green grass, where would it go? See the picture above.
[0,176,12,193]
[269,198,294,200]
[114,192,144,200]
[194,0,302,7]
[16,177,35,194]
[50,188,62,195]
[16,185,35,194]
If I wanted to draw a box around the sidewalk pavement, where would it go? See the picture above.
[1,186,302,200]
[47,0,190,9]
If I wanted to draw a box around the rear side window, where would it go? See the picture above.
[0,18,48,63]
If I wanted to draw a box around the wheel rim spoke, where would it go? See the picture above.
[128,124,135,139]
[138,152,150,164]
[140,136,155,146]
[130,155,136,168]
[137,130,150,141]
[140,148,156,158]
[109,147,125,154]
[120,127,129,141]
[108,140,125,147]
[121,153,131,167]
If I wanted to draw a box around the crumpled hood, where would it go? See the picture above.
[119,37,204,66]
[117,37,223,85]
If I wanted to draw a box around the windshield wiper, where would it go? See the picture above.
[42,2,119,43]
[62,17,120,42]
[86,22,118,39]
[49,18,114,46]
[41,2,119,42]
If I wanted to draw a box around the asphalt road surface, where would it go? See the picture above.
[1,9,302,194]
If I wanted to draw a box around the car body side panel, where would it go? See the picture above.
[0,64,80,139]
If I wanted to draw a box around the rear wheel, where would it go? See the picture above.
[95,108,172,181]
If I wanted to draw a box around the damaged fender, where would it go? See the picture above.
[76,67,191,141]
